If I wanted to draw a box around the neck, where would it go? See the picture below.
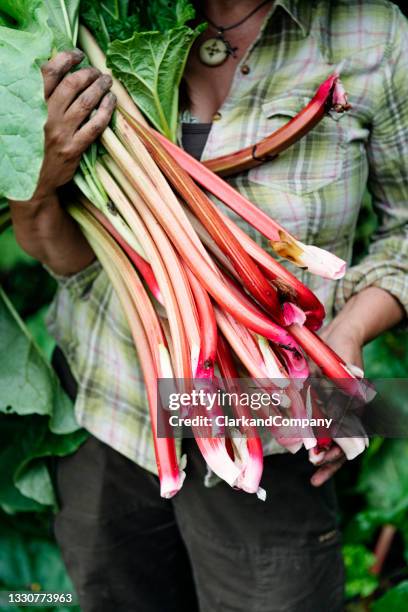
[202,0,267,24]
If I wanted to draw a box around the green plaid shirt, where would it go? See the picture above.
[47,0,408,473]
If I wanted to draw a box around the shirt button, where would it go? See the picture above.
[212,111,222,121]
[241,64,250,74]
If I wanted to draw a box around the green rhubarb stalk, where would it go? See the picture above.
[96,159,201,371]
[68,202,183,498]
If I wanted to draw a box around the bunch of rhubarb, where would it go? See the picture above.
[60,26,369,499]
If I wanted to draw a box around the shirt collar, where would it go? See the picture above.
[270,0,312,37]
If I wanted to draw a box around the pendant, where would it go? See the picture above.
[199,37,230,66]
[199,31,238,67]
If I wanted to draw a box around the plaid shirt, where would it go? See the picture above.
[47,0,408,473]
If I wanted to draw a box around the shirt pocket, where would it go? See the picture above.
[248,96,346,195]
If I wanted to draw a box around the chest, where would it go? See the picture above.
[195,48,374,248]
[185,11,270,122]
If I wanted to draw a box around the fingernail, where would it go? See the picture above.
[72,48,85,60]
[102,74,113,86]
[102,92,116,105]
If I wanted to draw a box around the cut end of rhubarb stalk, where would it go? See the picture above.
[334,436,369,461]
[256,487,267,501]
[197,439,242,488]
[331,77,352,113]
[340,363,377,402]
[270,231,346,280]
[160,468,186,499]
[308,447,327,464]
[303,437,317,451]
[233,437,264,496]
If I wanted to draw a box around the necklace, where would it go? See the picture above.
[198,0,272,67]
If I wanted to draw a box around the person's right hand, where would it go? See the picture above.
[32,49,116,202]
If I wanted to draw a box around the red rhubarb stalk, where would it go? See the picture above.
[221,272,309,377]
[120,112,287,322]
[96,154,245,486]
[289,324,365,399]
[145,123,346,280]
[211,204,326,329]
[99,127,303,353]
[203,74,347,176]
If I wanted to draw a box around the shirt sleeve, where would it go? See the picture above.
[335,6,408,318]
[44,259,104,369]
[44,258,103,300]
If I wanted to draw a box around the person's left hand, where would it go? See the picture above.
[309,316,364,486]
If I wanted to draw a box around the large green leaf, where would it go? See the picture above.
[81,0,140,52]
[0,421,44,514]
[358,439,408,520]
[0,287,76,433]
[0,0,53,200]
[107,24,204,141]
[0,512,79,609]
[0,414,88,512]
[44,0,80,49]
[372,581,408,611]
[146,0,196,31]
[14,426,88,506]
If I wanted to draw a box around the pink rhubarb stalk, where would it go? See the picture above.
[69,203,184,498]
[184,266,218,380]
[120,112,288,323]
[99,126,303,353]
[95,155,244,486]
[216,334,265,499]
[92,158,191,380]
[98,158,201,369]
[81,197,163,303]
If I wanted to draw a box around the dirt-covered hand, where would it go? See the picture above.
[33,49,116,201]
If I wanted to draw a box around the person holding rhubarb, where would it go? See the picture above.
[8,1,408,611]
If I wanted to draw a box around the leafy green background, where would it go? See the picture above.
[0,219,86,610]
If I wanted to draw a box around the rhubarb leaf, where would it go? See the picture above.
[44,0,80,48]
[146,0,196,31]
[0,512,78,593]
[0,287,77,435]
[372,581,408,611]
[107,24,204,141]
[81,0,140,52]
[0,0,53,200]
[358,439,408,519]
